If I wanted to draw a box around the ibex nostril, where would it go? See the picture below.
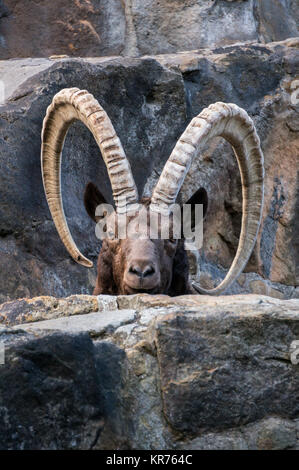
[129,265,143,277]
[129,265,155,278]
[143,266,155,277]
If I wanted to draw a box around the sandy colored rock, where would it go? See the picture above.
[0,295,98,326]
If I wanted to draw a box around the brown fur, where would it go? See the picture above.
[84,183,207,296]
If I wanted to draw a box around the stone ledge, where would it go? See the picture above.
[0,293,298,449]
[13,309,137,338]
[1,293,298,327]
[0,295,98,326]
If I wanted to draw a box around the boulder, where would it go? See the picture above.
[0,0,126,59]
[0,1,298,58]
[0,328,105,449]
[0,293,298,449]
[0,40,298,301]
[130,0,299,56]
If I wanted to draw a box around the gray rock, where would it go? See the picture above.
[14,309,136,337]
[131,0,260,55]
[243,417,297,450]
[155,42,299,289]
[255,0,299,43]
[0,329,104,449]
[154,299,299,436]
[97,295,118,312]
[0,1,298,58]
[0,0,126,59]
[179,416,298,450]
[180,430,248,451]
[0,293,298,449]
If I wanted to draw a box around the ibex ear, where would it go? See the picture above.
[185,187,208,231]
[84,182,107,223]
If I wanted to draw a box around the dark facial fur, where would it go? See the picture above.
[84,182,207,296]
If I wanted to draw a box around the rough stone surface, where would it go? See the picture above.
[156,303,299,436]
[0,40,298,302]
[0,293,298,449]
[0,0,126,59]
[152,40,299,290]
[0,55,185,302]
[179,417,298,450]
[0,295,98,325]
[0,1,298,59]
[0,329,105,450]
[130,0,299,56]
[14,309,137,337]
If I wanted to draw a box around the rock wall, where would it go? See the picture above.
[0,39,298,302]
[0,0,298,59]
[0,293,298,449]
[0,1,298,453]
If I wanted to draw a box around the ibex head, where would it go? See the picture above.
[41,88,264,296]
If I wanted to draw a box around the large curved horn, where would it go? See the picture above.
[150,102,264,295]
[41,87,138,268]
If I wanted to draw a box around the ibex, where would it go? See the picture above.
[41,88,264,296]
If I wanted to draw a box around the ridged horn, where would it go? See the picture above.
[150,102,264,295]
[41,87,138,268]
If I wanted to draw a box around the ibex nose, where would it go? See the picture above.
[129,264,155,278]
[125,256,160,292]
